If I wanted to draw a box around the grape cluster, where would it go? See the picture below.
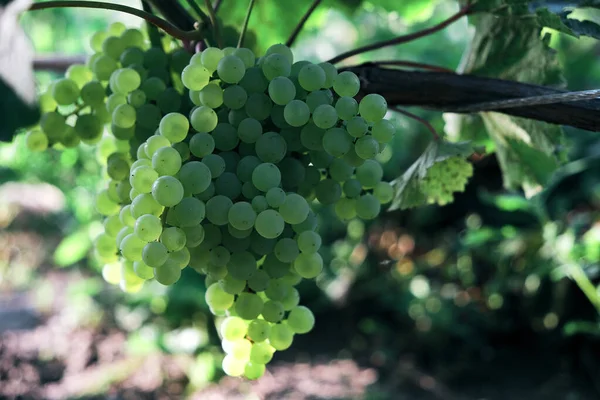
[24,26,396,379]
[420,156,473,205]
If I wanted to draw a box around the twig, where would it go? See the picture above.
[28,1,203,41]
[327,4,471,64]
[237,0,256,48]
[352,60,455,73]
[184,0,208,23]
[286,0,323,47]
[213,0,223,13]
[33,55,87,72]
[142,0,164,49]
[393,107,440,141]
[204,0,222,47]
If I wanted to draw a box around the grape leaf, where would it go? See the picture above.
[459,13,565,193]
[389,140,475,210]
[0,0,39,142]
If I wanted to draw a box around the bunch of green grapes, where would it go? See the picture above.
[420,156,474,205]
[24,29,397,379]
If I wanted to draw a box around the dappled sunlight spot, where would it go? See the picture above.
[524,274,541,294]
[422,248,446,267]
[397,234,416,254]
[379,229,398,250]
[350,243,367,266]
[415,316,432,333]
[466,213,482,230]
[543,313,559,330]
[454,291,471,307]
[440,283,459,300]
[425,297,442,314]
[408,302,425,320]
[409,275,430,299]
[149,296,167,314]
[395,258,414,276]
[486,293,504,310]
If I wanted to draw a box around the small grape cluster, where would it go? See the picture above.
[24,24,396,379]
[420,156,473,205]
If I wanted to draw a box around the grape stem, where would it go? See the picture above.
[237,0,256,48]
[214,0,224,13]
[33,55,86,71]
[353,60,455,73]
[28,1,204,41]
[327,3,472,64]
[142,0,165,49]
[286,0,323,47]
[392,107,440,141]
[184,0,209,24]
[204,0,222,48]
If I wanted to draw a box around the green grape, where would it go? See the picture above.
[133,260,154,280]
[202,154,226,178]
[121,28,145,48]
[239,66,269,94]
[129,165,158,193]
[217,55,246,84]
[269,323,294,350]
[170,247,191,269]
[266,187,285,208]
[151,176,184,207]
[160,226,186,251]
[252,163,281,192]
[255,132,286,163]
[247,268,270,291]
[319,62,338,88]
[294,252,323,279]
[223,338,252,360]
[25,130,48,152]
[213,123,239,151]
[343,146,365,167]
[279,193,309,224]
[312,104,338,129]
[274,238,299,263]
[346,116,368,138]
[181,64,210,90]
[154,257,182,285]
[221,355,245,377]
[221,316,248,340]
[250,341,274,364]
[152,146,182,176]
[228,202,257,230]
[262,53,292,81]
[199,82,223,108]
[270,105,291,129]
[262,300,285,323]
[210,246,231,266]
[356,159,383,188]
[372,119,395,143]
[159,113,189,143]
[235,292,264,320]
[52,78,80,105]
[306,89,333,112]
[315,179,341,204]
[356,193,380,220]
[190,106,218,133]
[219,274,246,295]
[92,55,118,81]
[359,93,387,123]
[297,231,321,253]
[236,156,261,183]
[287,306,315,334]
[233,48,255,68]
[283,100,310,127]
[116,226,134,249]
[333,71,360,97]
[227,251,257,280]
[90,31,107,52]
[251,195,268,213]
[206,195,234,226]
[74,114,104,142]
[113,68,141,93]
[178,161,212,194]
[323,127,352,157]
[300,123,324,151]
[66,64,93,87]
[220,151,241,173]
[131,193,163,218]
[281,287,300,310]
[119,233,146,261]
[143,47,168,69]
[81,81,105,106]
[255,210,285,239]
[120,47,145,67]
[335,197,356,220]
[221,85,246,111]
[266,43,293,64]
[112,104,136,129]
[329,158,354,182]
[119,205,136,227]
[142,241,168,268]
[245,360,267,379]
[199,47,224,71]
[104,214,124,237]
[262,255,291,279]
[95,233,117,258]
[173,197,206,227]
[102,36,126,60]
[247,319,271,342]
[298,64,326,91]
[140,77,166,101]
[355,136,380,160]
[268,76,296,106]
[106,93,127,113]
[245,93,272,121]
[189,132,215,158]
[96,190,121,216]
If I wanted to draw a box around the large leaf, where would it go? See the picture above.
[0,0,39,141]
[458,13,565,193]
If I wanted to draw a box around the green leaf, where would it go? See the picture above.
[389,140,475,210]
[53,226,92,267]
